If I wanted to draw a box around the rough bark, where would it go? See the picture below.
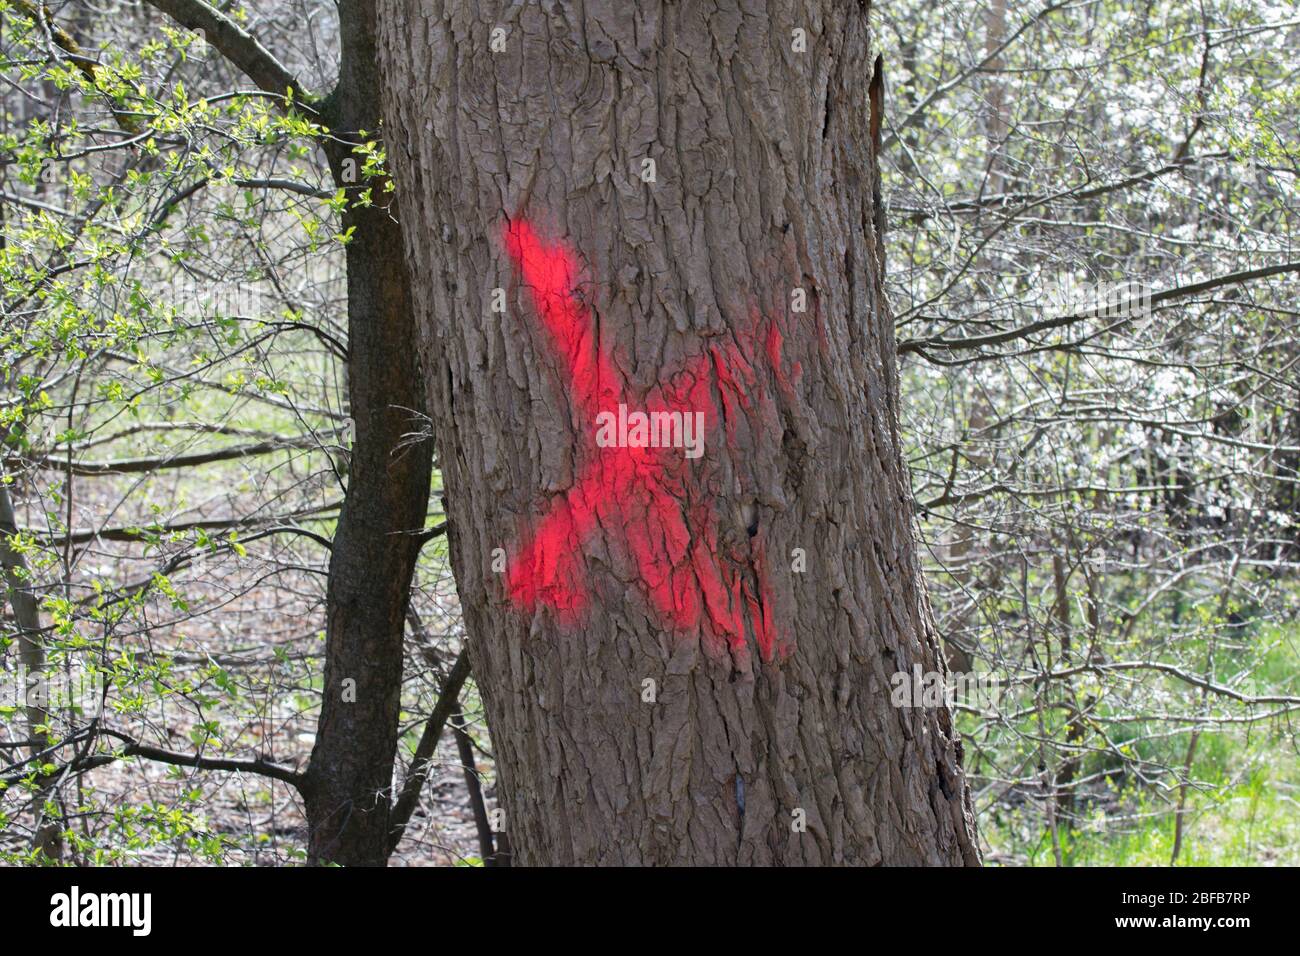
[375,0,980,865]
[299,0,433,865]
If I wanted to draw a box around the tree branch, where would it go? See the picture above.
[894,152,1231,224]
[1044,662,1300,707]
[451,709,497,864]
[141,0,313,103]
[27,499,342,546]
[10,0,145,133]
[413,522,448,547]
[2,725,304,789]
[387,650,472,854]
[99,728,305,787]
[900,261,1300,356]
[35,436,336,475]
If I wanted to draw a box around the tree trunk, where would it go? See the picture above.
[375,0,979,865]
[0,483,62,859]
[137,0,437,867]
[300,0,433,865]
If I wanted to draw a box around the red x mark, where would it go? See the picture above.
[501,219,792,662]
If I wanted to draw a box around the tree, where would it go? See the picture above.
[0,0,458,867]
[109,0,458,866]
[372,0,980,865]
[147,0,441,869]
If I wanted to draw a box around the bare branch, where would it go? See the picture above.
[900,261,1300,356]
[1,725,304,789]
[387,650,472,854]
[35,436,336,476]
[141,0,314,103]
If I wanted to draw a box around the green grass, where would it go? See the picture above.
[980,621,1300,866]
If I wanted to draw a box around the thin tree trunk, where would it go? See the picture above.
[451,710,497,864]
[0,11,61,861]
[41,0,440,867]
[0,483,62,859]
[1171,554,1239,865]
[300,0,434,865]
[982,0,1010,194]
[1052,550,1084,826]
[375,0,980,865]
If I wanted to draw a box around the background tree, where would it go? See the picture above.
[0,0,474,866]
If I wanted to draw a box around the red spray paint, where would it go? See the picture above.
[500,219,789,662]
